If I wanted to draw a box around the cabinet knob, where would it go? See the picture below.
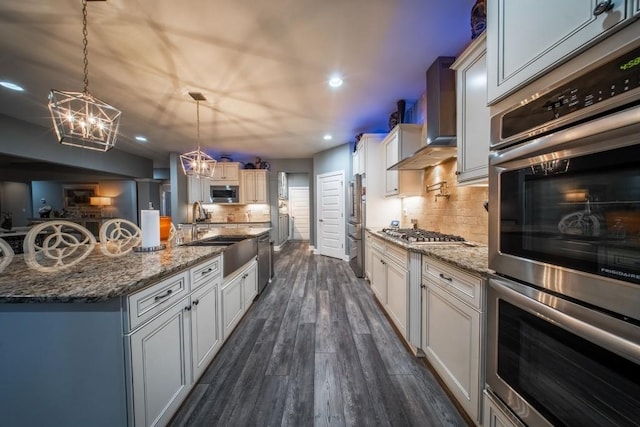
[593,0,613,15]
[421,284,426,289]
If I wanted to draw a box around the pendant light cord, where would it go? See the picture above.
[82,0,90,94]
[196,100,201,151]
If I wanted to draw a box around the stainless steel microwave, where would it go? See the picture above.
[210,185,239,203]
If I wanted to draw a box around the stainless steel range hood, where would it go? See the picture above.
[388,56,457,170]
[387,144,456,170]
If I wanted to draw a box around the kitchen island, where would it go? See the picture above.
[0,226,269,427]
[0,227,269,303]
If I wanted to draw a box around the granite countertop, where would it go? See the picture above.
[0,227,270,304]
[367,228,491,276]
[180,221,271,225]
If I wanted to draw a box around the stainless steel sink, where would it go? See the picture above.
[188,236,257,277]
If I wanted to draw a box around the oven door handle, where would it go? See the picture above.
[490,277,640,364]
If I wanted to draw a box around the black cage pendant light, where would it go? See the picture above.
[180,92,216,178]
[48,0,121,152]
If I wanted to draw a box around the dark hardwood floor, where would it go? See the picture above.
[170,242,467,427]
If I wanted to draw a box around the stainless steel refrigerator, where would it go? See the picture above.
[348,174,364,277]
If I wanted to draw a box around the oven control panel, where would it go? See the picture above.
[499,45,640,144]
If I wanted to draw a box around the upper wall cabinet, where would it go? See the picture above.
[187,175,212,204]
[383,124,423,197]
[241,170,268,204]
[212,162,240,185]
[277,172,288,200]
[452,33,490,185]
[487,0,630,104]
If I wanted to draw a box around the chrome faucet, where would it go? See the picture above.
[192,201,206,223]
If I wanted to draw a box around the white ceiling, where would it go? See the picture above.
[0,0,476,168]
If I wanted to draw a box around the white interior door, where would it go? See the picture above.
[289,186,310,241]
[316,171,344,259]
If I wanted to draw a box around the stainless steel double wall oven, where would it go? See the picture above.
[487,32,640,426]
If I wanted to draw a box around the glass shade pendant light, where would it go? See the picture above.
[180,92,216,178]
[48,0,121,152]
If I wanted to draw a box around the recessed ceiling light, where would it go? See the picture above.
[328,75,343,88]
[323,134,332,140]
[135,135,148,142]
[0,81,25,92]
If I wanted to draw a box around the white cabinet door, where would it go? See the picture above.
[386,259,408,338]
[371,249,387,304]
[352,148,359,176]
[187,176,211,203]
[383,124,423,197]
[424,280,481,422]
[384,132,399,196]
[364,232,373,281]
[253,170,268,203]
[278,172,288,199]
[241,170,257,204]
[240,170,269,203]
[130,297,192,427]
[190,277,222,381]
[242,261,258,308]
[221,273,244,340]
[278,214,289,244]
[487,0,628,103]
[453,33,490,185]
[212,162,240,185]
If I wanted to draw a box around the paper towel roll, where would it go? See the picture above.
[141,210,160,248]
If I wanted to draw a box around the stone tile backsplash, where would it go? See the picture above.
[401,158,488,245]
[203,204,271,223]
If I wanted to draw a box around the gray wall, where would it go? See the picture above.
[136,180,162,222]
[312,143,351,254]
[0,114,154,179]
[0,182,31,227]
[287,173,309,187]
[169,152,189,224]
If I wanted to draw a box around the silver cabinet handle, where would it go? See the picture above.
[154,289,173,301]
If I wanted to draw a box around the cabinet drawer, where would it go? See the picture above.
[370,235,385,253]
[385,243,407,269]
[126,271,189,331]
[422,257,483,310]
[191,256,221,291]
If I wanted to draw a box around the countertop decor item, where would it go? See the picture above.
[180,92,217,178]
[470,0,486,40]
[48,0,121,152]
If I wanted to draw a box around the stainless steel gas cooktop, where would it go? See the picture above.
[380,228,466,244]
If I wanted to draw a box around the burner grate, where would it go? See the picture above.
[382,228,465,243]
